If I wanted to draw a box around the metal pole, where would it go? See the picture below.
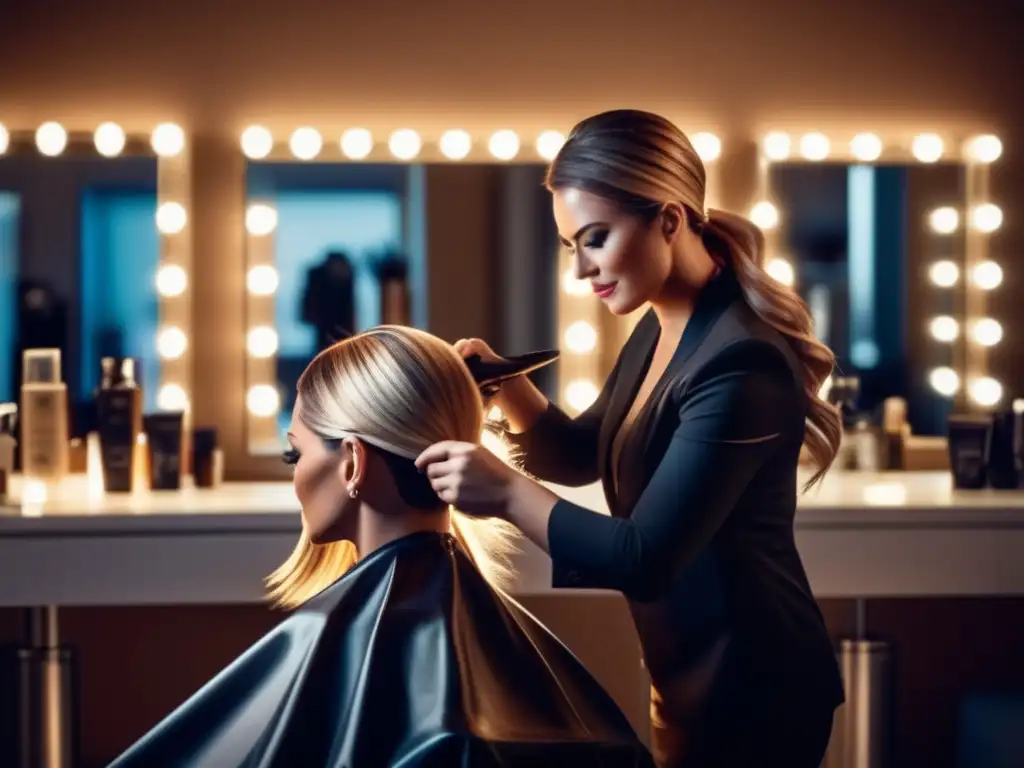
[18,605,75,768]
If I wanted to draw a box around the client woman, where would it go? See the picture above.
[110,326,652,768]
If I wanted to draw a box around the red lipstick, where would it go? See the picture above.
[592,282,616,299]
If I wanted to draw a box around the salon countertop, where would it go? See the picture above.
[1,471,1023,604]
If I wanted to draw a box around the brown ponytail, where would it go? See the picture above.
[701,209,841,489]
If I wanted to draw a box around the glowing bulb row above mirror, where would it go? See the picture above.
[239,125,724,164]
[0,121,186,158]
[760,131,1003,165]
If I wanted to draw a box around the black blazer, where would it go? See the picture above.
[507,271,843,723]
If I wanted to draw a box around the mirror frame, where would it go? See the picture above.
[752,130,1005,413]
[0,120,193,414]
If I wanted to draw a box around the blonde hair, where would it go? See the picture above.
[547,109,841,489]
[266,326,520,608]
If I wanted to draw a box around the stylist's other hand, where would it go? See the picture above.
[454,338,503,363]
[415,440,516,518]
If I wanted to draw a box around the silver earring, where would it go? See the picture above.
[347,486,359,500]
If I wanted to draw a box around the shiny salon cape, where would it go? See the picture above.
[110,532,653,768]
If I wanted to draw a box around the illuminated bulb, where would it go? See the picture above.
[799,133,830,161]
[968,377,1002,408]
[536,130,565,160]
[691,132,721,163]
[247,384,281,417]
[156,326,188,359]
[911,133,943,163]
[35,122,68,156]
[488,130,520,161]
[969,203,1003,233]
[928,367,960,397]
[850,133,883,162]
[749,201,779,229]
[151,123,185,157]
[245,203,278,236]
[929,315,959,343]
[765,258,795,286]
[564,379,599,414]
[157,384,190,412]
[927,260,959,287]
[155,264,188,297]
[94,122,126,157]
[439,130,472,160]
[965,134,1002,164]
[928,206,959,235]
[971,318,1003,347]
[0,123,8,154]
[560,267,591,297]
[564,321,598,354]
[763,132,791,161]
[388,129,421,160]
[247,265,280,295]
[971,260,1003,290]
[340,128,373,159]
[246,326,279,358]
[240,126,273,159]
[155,202,187,234]
[289,127,322,160]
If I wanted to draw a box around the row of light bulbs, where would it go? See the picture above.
[244,203,285,417]
[0,121,186,158]
[748,201,1005,236]
[761,132,1003,165]
[557,267,602,412]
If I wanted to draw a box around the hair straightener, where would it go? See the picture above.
[462,349,560,400]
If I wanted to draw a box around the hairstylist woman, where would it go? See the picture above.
[416,109,845,768]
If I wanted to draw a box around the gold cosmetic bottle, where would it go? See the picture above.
[20,348,69,484]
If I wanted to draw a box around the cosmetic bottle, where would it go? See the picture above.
[96,357,143,492]
[20,349,69,484]
[947,414,993,489]
[986,401,1023,489]
[144,412,185,490]
[0,404,17,502]
[192,427,223,489]
[377,253,410,325]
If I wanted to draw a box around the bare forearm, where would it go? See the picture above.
[505,473,560,554]
[494,376,550,434]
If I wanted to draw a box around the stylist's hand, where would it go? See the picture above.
[454,338,505,404]
[415,440,518,518]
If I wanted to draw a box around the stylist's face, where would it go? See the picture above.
[552,187,677,315]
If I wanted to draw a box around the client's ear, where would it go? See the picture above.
[337,437,368,496]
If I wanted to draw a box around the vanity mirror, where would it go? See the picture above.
[242,127,569,455]
[752,131,1004,434]
[0,121,192,419]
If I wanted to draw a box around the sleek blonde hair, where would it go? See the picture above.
[266,326,520,608]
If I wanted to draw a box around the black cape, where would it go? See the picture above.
[109,531,653,767]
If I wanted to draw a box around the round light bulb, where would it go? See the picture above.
[0,123,9,154]
[157,384,190,412]
[749,201,779,230]
[560,267,591,297]
[488,130,520,161]
[151,123,185,157]
[241,126,273,159]
[965,134,1002,164]
[691,132,722,163]
[928,367,960,397]
[439,130,472,160]
[929,315,959,343]
[94,122,126,157]
[970,261,1003,290]
[245,203,278,236]
[155,264,188,297]
[247,326,279,358]
[388,129,421,160]
[765,258,795,287]
[247,265,280,296]
[536,130,565,160]
[340,128,373,159]
[970,203,1003,233]
[928,206,959,235]
[247,384,281,417]
[289,127,322,160]
[971,318,1003,347]
[799,133,831,161]
[155,202,187,234]
[927,260,959,287]
[968,377,1003,408]
[156,326,188,359]
[564,321,598,354]
[564,379,599,414]
[850,133,883,162]
[911,133,944,163]
[35,122,68,156]
[762,132,791,161]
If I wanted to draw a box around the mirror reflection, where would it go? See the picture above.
[769,162,966,434]
[245,161,556,455]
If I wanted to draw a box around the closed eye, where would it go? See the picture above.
[583,229,608,249]
[282,448,300,466]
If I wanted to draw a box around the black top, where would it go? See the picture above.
[507,272,844,728]
[109,531,653,768]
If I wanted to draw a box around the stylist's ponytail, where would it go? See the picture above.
[701,209,841,489]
